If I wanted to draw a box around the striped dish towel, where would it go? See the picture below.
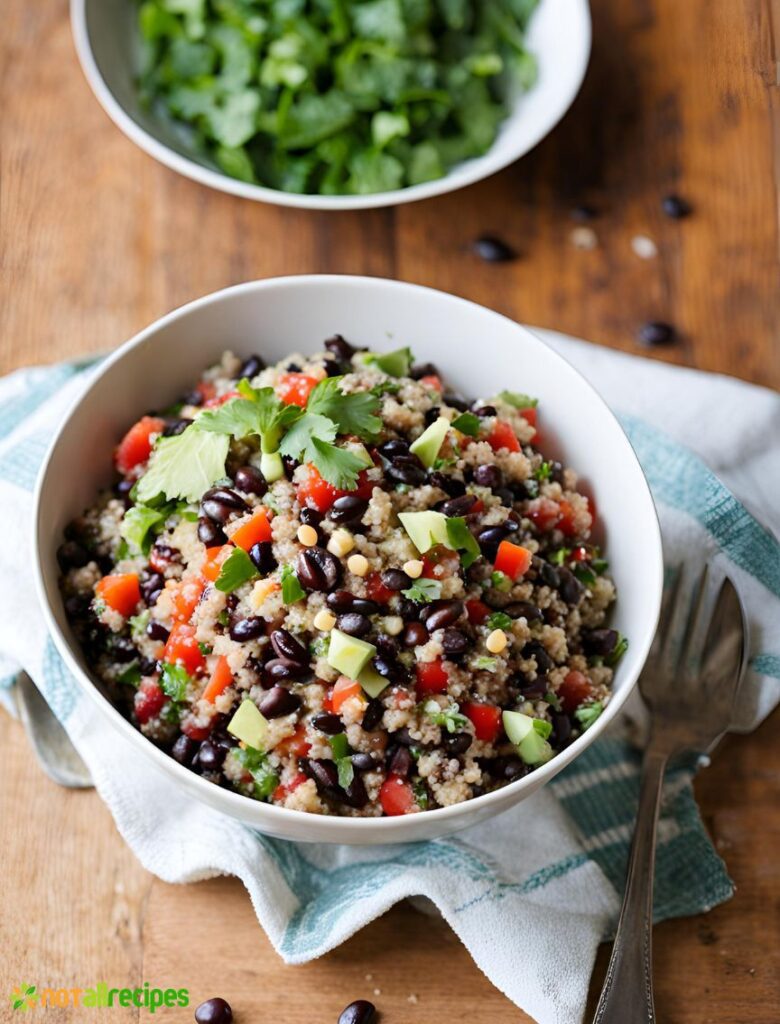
[0,330,777,1024]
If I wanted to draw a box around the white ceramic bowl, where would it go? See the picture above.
[70,0,591,211]
[34,276,662,844]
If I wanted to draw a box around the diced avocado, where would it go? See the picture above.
[502,709,534,746]
[367,346,412,378]
[410,416,450,468]
[398,510,450,554]
[349,443,374,468]
[227,700,269,750]
[358,663,389,699]
[517,730,553,766]
[327,628,376,679]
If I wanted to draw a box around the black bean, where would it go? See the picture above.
[249,540,276,574]
[171,734,198,766]
[571,204,597,222]
[233,465,267,495]
[238,354,265,379]
[549,460,565,485]
[538,561,560,589]
[299,506,323,528]
[378,438,410,459]
[335,612,370,638]
[495,487,514,507]
[441,628,469,655]
[442,390,469,411]
[477,525,514,559]
[324,334,356,361]
[421,599,464,632]
[296,546,342,592]
[517,676,548,699]
[114,478,134,502]
[504,600,543,622]
[444,732,472,755]
[661,194,691,219]
[281,454,298,477]
[323,358,343,377]
[361,698,384,732]
[424,405,442,427]
[264,658,308,682]
[391,727,415,747]
[150,542,179,569]
[472,235,516,262]
[523,640,554,675]
[301,757,339,793]
[340,773,369,809]
[493,755,528,781]
[229,616,265,642]
[146,620,170,642]
[285,362,301,372]
[350,752,376,771]
[182,389,204,407]
[380,568,411,591]
[582,628,619,657]
[373,654,401,681]
[387,455,426,486]
[473,464,502,490]
[196,740,227,771]
[329,495,368,526]
[375,633,399,657]
[326,590,357,613]
[270,628,309,666]
[162,417,191,437]
[471,404,497,417]
[138,656,159,676]
[312,711,344,735]
[558,567,584,605]
[110,636,137,662]
[435,493,477,517]
[194,997,233,1024]
[388,745,412,777]
[200,487,249,524]
[638,321,676,346]
[551,712,572,748]
[397,597,419,620]
[140,572,164,606]
[57,541,90,572]
[259,685,301,719]
[409,362,438,380]
[427,470,466,497]
[198,516,227,547]
[403,621,429,647]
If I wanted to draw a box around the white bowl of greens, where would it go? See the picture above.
[71,0,591,209]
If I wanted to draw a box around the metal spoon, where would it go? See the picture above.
[14,670,93,788]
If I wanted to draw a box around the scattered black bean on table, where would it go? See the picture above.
[194,996,233,1024]
[661,193,692,219]
[338,998,377,1024]
[637,320,677,346]
[471,235,517,262]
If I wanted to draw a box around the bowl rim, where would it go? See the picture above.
[33,275,663,837]
[69,0,592,211]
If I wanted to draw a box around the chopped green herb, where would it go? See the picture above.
[432,455,458,471]
[328,734,355,789]
[534,460,552,481]
[117,663,142,688]
[574,701,604,731]
[120,503,166,555]
[473,655,498,672]
[487,611,512,632]
[592,557,609,575]
[445,516,481,569]
[309,635,330,658]
[234,746,279,800]
[162,702,183,724]
[160,663,192,702]
[401,577,442,604]
[549,547,571,566]
[395,483,411,494]
[198,642,213,656]
[262,492,281,514]
[215,546,259,594]
[280,564,306,605]
[305,376,382,439]
[128,609,151,641]
[423,699,469,734]
[497,391,538,409]
[490,570,512,593]
[371,379,402,397]
[544,691,562,712]
[217,609,230,627]
[135,427,230,504]
[413,779,429,809]
[363,347,413,378]
[606,634,629,667]
[451,412,481,437]
[574,564,597,587]
[114,539,130,561]
[532,718,553,740]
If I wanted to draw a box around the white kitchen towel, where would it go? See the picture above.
[1,329,778,1024]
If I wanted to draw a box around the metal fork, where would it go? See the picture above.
[592,567,747,1023]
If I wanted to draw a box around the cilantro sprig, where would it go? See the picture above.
[401,578,442,604]
[328,733,355,789]
[574,702,603,731]
[423,700,469,734]
[215,547,259,594]
[445,516,481,569]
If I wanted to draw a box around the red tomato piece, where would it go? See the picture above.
[164,624,205,675]
[365,571,395,605]
[421,545,460,580]
[231,509,273,551]
[134,678,165,724]
[520,406,537,428]
[463,702,502,743]
[277,372,319,407]
[332,675,364,713]
[276,723,311,759]
[202,655,233,703]
[470,498,485,515]
[558,670,593,713]
[167,577,205,624]
[415,658,449,696]
[273,772,307,803]
[296,465,373,512]
[195,380,216,404]
[465,599,491,625]
[494,541,532,581]
[180,718,211,742]
[380,775,416,816]
[201,544,232,583]
[95,573,141,617]
[419,374,443,393]
[487,420,521,453]
[526,497,561,532]
[203,389,241,408]
[557,499,578,538]
[114,416,166,475]
[572,546,590,562]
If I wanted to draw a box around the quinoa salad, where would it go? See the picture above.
[59,337,627,817]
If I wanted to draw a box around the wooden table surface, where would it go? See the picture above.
[2,1,779,1021]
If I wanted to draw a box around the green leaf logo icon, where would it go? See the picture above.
[9,984,37,1012]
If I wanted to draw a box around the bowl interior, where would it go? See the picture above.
[73,0,591,209]
[36,277,662,842]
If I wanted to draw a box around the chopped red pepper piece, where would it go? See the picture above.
[114,416,165,474]
[380,775,416,816]
[163,624,205,675]
[558,670,593,713]
[231,509,273,551]
[487,420,521,453]
[415,658,449,696]
[95,573,141,617]
[462,702,502,743]
[493,541,532,581]
[276,372,319,407]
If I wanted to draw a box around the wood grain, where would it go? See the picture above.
[1,0,779,1022]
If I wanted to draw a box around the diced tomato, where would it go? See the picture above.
[465,599,491,626]
[419,374,443,393]
[421,545,460,580]
[365,571,395,605]
[557,499,578,538]
[321,688,334,713]
[276,372,319,407]
[558,670,593,714]
[148,545,177,574]
[195,380,216,404]
[415,658,449,696]
[134,678,165,724]
[572,546,590,562]
[201,544,232,583]
[380,775,416,816]
[180,718,211,742]
[95,573,141,617]
[230,509,272,551]
[164,624,205,675]
[470,498,485,515]
[114,416,165,475]
[167,577,205,624]
[202,655,233,703]
[332,675,364,713]
[273,772,307,803]
[276,723,311,759]
[296,465,373,512]
[526,497,561,532]
[462,702,502,743]
[494,541,532,581]
[520,406,537,428]
[203,389,241,409]
[487,420,521,453]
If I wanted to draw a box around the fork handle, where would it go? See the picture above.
[592,744,668,1024]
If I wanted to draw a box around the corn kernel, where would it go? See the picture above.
[313,609,336,632]
[403,559,424,579]
[382,615,404,636]
[486,628,508,654]
[327,529,355,558]
[347,553,369,577]
[297,524,319,547]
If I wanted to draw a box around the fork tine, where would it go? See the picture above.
[679,565,713,677]
[656,564,693,680]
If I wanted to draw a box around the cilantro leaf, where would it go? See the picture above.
[401,577,442,603]
[306,377,382,439]
[363,346,413,378]
[549,548,571,566]
[120,504,166,555]
[606,634,629,667]
[280,409,371,489]
[280,564,305,604]
[445,516,481,569]
[160,663,193,702]
[497,391,538,409]
[234,746,279,800]
[534,460,552,481]
[545,691,562,711]
[486,611,512,631]
[117,663,142,688]
[328,734,355,789]
[423,699,469,734]
[215,546,259,593]
[473,655,498,671]
[574,701,604,731]
[128,610,151,640]
[451,412,480,437]
[489,570,512,593]
[136,427,230,504]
